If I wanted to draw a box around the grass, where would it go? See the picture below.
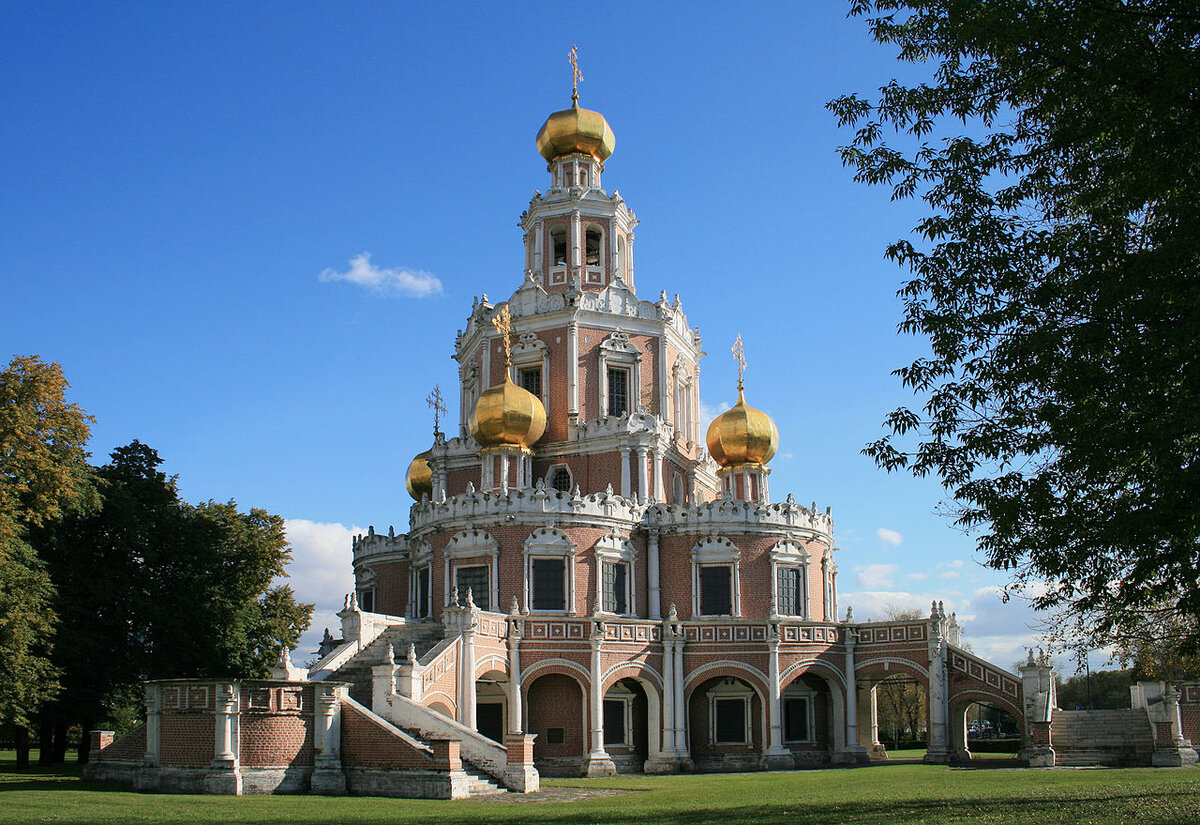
[1,752,1197,825]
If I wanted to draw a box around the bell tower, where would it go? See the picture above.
[523,50,637,294]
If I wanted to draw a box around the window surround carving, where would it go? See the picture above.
[707,677,755,744]
[690,536,741,618]
[443,529,499,612]
[510,331,549,406]
[523,526,576,614]
[594,532,637,616]
[598,331,642,419]
[769,539,811,619]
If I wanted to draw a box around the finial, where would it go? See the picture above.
[465,587,476,609]
[667,602,679,621]
[510,596,521,616]
[426,384,447,437]
[732,334,747,395]
[407,642,417,662]
[385,643,395,666]
[449,585,460,607]
[492,305,514,371]
[568,45,583,106]
[845,606,854,622]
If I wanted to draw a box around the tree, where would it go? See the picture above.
[0,355,94,767]
[33,441,313,762]
[830,2,1200,657]
[872,608,927,746]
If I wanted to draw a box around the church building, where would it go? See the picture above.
[91,75,1196,800]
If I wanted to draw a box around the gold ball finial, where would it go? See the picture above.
[469,305,547,449]
[536,47,616,163]
[706,335,778,468]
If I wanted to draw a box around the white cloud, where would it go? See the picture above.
[319,252,443,297]
[906,572,929,581]
[279,519,362,661]
[855,563,899,590]
[937,558,965,579]
[699,399,731,433]
[876,528,903,547]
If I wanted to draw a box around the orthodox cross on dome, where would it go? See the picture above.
[492,305,514,370]
[732,334,747,393]
[426,383,446,437]
[569,45,583,105]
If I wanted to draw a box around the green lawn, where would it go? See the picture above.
[1,753,1196,825]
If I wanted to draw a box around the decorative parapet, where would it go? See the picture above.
[947,646,1021,705]
[352,527,409,564]
[646,494,834,540]
[574,409,674,440]
[410,484,643,533]
[518,617,842,647]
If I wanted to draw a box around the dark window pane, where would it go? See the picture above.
[777,567,801,616]
[519,368,541,398]
[586,229,602,266]
[417,567,431,617]
[715,698,745,743]
[784,697,809,741]
[608,368,629,416]
[455,565,489,611]
[603,699,625,745]
[358,590,375,613]
[547,727,565,744]
[477,703,503,743]
[551,467,572,492]
[532,558,565,610]
[700,566,732,615]
[603,561,628,614]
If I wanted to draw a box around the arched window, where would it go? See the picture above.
[551,227,568,266]
[585,227,602,267]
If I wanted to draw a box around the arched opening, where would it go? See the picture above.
[475,668,508,744]
[688,675,764,772]
[779,673,838,768]
[526,672,587,776]
[427,700,454,719]
[585,227,603,267]
[551,226,568,266]
[872,672,928,757]
[602,677,650,772]
[952,699,1022,762]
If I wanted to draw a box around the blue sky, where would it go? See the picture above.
[3,1,1081,668]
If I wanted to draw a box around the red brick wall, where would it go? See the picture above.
[373,560,408,617]
[96,724,146,761]
[527,674,587,761]
[687,676,764,757]
[159,714,214,767]
[340,704,434,770]
[239,715,313,768]
[1180,684,1200,745]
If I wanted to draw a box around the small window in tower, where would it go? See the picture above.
[357,589,375,614]
[578,166,589,187]
[519,367,541,398]
[607,367,629,416]
[551,227,568,265]
[777,567,802,617]
[550,466,572,492]
[417,566,431,618]
[586,228,602,266]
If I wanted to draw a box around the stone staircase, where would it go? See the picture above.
[1051,709,1155,766]
[328,624,443,707]
[461,764,506,795]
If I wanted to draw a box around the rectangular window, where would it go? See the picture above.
[602,561,628,614]
[784,697,810,742]
[519,367,542,398]
[546,727,565,745]
[603,699,626,745]
[455,565,490,611]
[777,567,802,616]
[607,367,629,416]
[715,698,746,743]
[417,567,431,618]
[357,590,375,614]
[531,557,566,611]
[699,565,732,615]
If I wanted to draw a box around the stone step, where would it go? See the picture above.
[462,765,506,796]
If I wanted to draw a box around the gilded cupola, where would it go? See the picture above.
[405,450,432,501]
[535,47,615,163]
[469,306,547,450]
[706,336,778,504]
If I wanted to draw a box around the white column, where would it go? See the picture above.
[844,635,860,750]
[636,447,649,504]
[660,635,675,756]
[482,335,492,390]
[627,231,635,288]
[925,614,950,762]
[620,447,632,498]
[567,321,579,421]
[647,528,662,620]
[763,633,792,762]
[534,220,543,276]
[311,683,346,794]
[585,626,616,776]
[499,452,510,495]
[654,452,666,502]
[657,337,669,423]
[673,633,687,757]
[460,628,477,729]
[213,683,236,764]
[571,210,582,269]
[507,618,523,734]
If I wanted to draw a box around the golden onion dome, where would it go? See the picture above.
[469,377,547,449]
[706,390,779,468]
[536,103,615,163]
[405,450,432,502]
